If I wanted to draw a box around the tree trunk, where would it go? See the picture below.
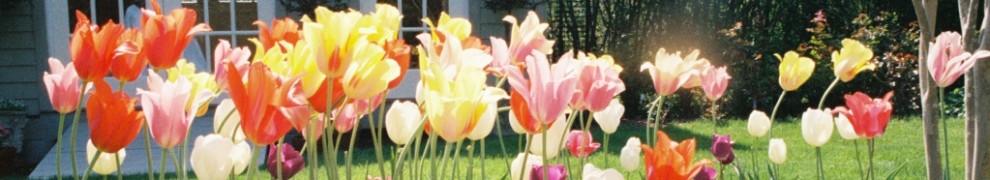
[912,1,943,179]
[970,0,990,175]
[958,0,979,178]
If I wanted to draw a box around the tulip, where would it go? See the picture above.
[87,79,145,153]
[531,164,567,180]
[833,92,893,139]
[333,94,385,133]
[267,143,304,179]
[640,48,698,96]
[213,39,251,91]
[85,140,125,175]
[502,11,555,64]
[141,0,212,70]
[367,4,402,44]
[226,62,293,145]
[190,134,252,180]
[138,71,213,148]
[834,114,859,140]
[927,31,990,87]
[70,11,125,82]
[566,130,601,158]
[384,39,411,89]
[511,153,543,180]
[776,51,815,91]
[43,58,87,114]
[711,134,735,165]
[678,50,712,89]
[619,137,642,171]
[701,66,731,101]
[570,52,626,112]
[768,138,787,164]
[747,110,771,137]
[488,37,511,75]
[422,12,473,42]
[592,99,624,134]
[507,109,527,134]
[506,50,578,130]
[640,131,713,180]
[213,99,246,142]
[693,166,718,180]
[109,29,147,82]
[275,79,324,140]
[302,7,363,78]
[254,18,300,52]
[831,39,875,82]
[467,100,499,140]
[582,163,624,180]
[529,112,570,158]
[340,38,400,100]
[385,101,422,145]
[801,108,834,147]
[367,176,393,180]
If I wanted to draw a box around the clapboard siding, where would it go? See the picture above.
[0,82,43,100]
[0,65,40,83]
[0,14,33,32]
[0,31,35,48]
[0,48,36,66]
[0,0,41,115]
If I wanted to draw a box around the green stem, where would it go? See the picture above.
[180,129,192,180]
[158,149,167,180]
[114,153,122,180]
[142,126,154,180]
[939,87,951,180]
[541,125,548,180]
[817,78,841,109]
[816,147,825,180]
[480,139,486,179]
[468,141,476,179]
[853,140,865,179]
[603,133,610,166]
[247,145,260,180]
[868,139,875,180]
[517,134,534,180]
[768,91,787,137]
[372,91,388,177]
[451,141,463,178]
[711,101,717,134]
[652,96,665,146]
[494,110,510,170]
[81,150,101,180]
[56,113,66,180]
[307,116,316,180]
[170,149,180,179]
[439,141,453,179]
[69,82,90,180]
[346,122,360,180]
[323,77,337,179]
[391,116,428,178]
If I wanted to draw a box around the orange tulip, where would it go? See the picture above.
[110,29,147,82]
[385,39,411,89]
[640,131,713,180]
[226,62,293,145]
[306,77,348,113]
[510,89,541,134]
[142,0,211,70]
[255,18,300,52]
[70,11,126,82]
[86,79,145,153]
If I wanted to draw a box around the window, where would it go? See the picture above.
[181,0,259,72]
[381,0,447,68]
[68,0,146,30]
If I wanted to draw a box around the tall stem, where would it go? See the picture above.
[371,91,389,177]
[517,134,534,180]
[541,125,548,180]
[817,78,841,109]
[451,141,463,178]
[480,139,486,178]
[868,139,875,180]
[307,117,316,180]
[439,141,452,179]
[816,147,825,180]
[56,113,66,180]
[114,153,122,180]
[939,87,950,180]
[711,101,717,134]
[142,126,154,180]
[852,140,865,179]
[467,141,475,179]
[323,77,337,178]
[69,82,90,180]
[346,124,360,179]
[650,96,665,146]
[81,151,101,180]
[158,149,168,180]
[603,133,610,166]
[247,145,261,180]
[768,91,787,137]
[391,116,427,178]
[277,142,284,180]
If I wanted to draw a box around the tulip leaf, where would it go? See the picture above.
[883,162,908,180]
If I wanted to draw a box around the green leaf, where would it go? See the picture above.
[884,162,908,180]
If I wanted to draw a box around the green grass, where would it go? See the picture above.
[52,117,962,179]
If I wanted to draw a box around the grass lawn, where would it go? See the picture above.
[56,116,962,180]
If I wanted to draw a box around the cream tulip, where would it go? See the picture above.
[801,108,834,147]
[468,101,499,140]
[834,114,860,140]
[510,153,543,180]
[768,138,787,164]
[592,99,624,134]
[508,109,526,134]
[619,137,642,171]
[86,140,125,175]
[747,110,771,137]
[529,111,570,158]
[385,101,422,145]
[213,99,245,143]
[582,163,624,180]
[230,140,252,175]
[190,134,236,180]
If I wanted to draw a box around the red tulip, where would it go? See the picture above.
[110,29,147,82]
[86,79,145,153]
[141,0,211,70]
[565,130,600,158]
[255,18,300,52]
[305,77,347,113]
[70,11,126,82]
[833,91,894,139]
[226,62,293,145]
[385,39,411,89]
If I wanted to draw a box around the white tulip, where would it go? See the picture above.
[583,163,624,180]
[190,134,236,180]
[529,111,570,158]
[747,110,771,137]
[593,99,624,134]
[508,109,526,134]
[768,138,787,164]
[85,140,125,175]
[619,137,642,171]
[801,108,834,147]
[385,101,422,145]
[834,114,859,140]
[510,153,543,180]
[468,102,498,140]
[230,140,252,175]
[213,99,245,143]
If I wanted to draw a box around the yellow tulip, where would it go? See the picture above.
[366,4,402,44]
[302,7,364,78]
[166,59,217,116]
[776,51,815,91]
[340,38,399,100]
[831,39,875,82]
[423,12,472,41]
[419,33,500,142]
[678,50,712,88]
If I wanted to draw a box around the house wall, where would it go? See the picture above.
[0,0,47,115]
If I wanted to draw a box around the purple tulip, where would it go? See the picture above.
[267,143,304,179]
[530,164,567,180]
[693,166,718,180]
[711,134,735,164]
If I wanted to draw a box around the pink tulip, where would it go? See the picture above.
[138,71,214,148]
[43,58,87,114]
[701,66,731,101]
[833,91,893,139]
[488,37,510,76]
[503,11,555,65]
[570,53,626,112]
[640,48,698,96]
[276,79,324,140]
[927,32,990,87]
[531,164,568,180]
[566,130,600,158]
[506,51,578,129]
[213,39,251,91]
[333,93,385,133]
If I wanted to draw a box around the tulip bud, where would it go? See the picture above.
[583,163,625,180]
[592,99,624,134]
[213,99,245,143]
[692,166,718,180]
[801,108,834,147]
[711,134,735,165]
[385,101,422,145]
[619,137,642,171]
[768,138,787,164]
[834,114,859,140]
[747,110,771,137]
[190,134,236,180]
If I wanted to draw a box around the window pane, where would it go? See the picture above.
[69,0,145,32]
[234,1,258,31]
